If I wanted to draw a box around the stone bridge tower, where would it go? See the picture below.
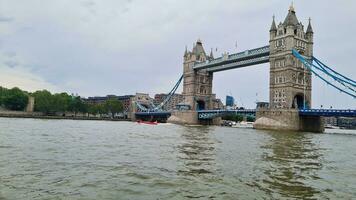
[269,4,314,109]
[182,39,214,110]
[255,4,322,132]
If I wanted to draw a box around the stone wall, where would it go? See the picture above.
[168,111,198,125]
[254,109,324,133]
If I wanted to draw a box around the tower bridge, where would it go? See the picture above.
[134,4,356,132]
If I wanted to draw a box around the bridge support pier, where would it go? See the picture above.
[168,111,221,125]
[254,109,324,133]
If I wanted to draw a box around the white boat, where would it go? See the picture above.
[232,121,254,129]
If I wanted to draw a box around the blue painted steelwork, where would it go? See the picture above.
[136,75,183,112]
[135,111,171,117]
[197,109,256,120]
[193,45,270,72]
[299,109,356,117]
[292,49,356,98]
[198,109,356,119]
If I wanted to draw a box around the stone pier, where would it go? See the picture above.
[168,111,221,125]
[254,109,324,133]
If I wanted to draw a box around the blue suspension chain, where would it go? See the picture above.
[136,75,184,112]
[292,49,356,98]
[313,56,356,86]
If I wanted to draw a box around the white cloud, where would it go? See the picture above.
[0,52,59,92]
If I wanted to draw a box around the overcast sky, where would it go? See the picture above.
[0,0,355,108]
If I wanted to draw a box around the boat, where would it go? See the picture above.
[232,121,254,129]
[137,120,158,125]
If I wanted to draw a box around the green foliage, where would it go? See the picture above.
[88,104,106,116]
[32,90,54,114]
[2,87,29,111]
[0,86,8,106]
[246,115,255,122]
[53,93,72,112]
[68,96,87,116]
[104,98,123,117]
[0,85,125,118]
[32,90,86,115]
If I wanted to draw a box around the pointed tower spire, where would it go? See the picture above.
[184,45,188,57]
[193,39,206,56]
[289,1,295,12]
[284,2,299,26]
[270,15,277,32]
[306,17,313,33]
[209,48,214,59]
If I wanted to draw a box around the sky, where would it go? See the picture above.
[0,0,355,109]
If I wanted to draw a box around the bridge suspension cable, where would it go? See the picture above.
[135,75,184,112]
[292,49,356,98]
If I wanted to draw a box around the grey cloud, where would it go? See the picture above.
[0,0,354,108]
[0,15,13,22]
[4,60,18,68]
[81,0,95,8]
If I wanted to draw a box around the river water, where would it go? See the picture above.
[0,118,355,200]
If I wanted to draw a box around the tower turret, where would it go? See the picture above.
[270,15,277,39]
[209,48,214,60]
[306,18,314,39]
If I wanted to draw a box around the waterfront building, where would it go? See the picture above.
[154,93,184,111]
[337,117,356,129]
[226,95,235,107]
[213,98,224,110]
[324,117,338,126]
[84,95,135,112]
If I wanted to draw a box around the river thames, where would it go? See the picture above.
[0,118,355,199]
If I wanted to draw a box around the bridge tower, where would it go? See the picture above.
[255,4,323,132]
[269,4,313,109]
[182,39,214,111]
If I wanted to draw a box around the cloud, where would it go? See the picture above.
[0,15,13,23]
[0,51,59,92]
[0,0,354,108]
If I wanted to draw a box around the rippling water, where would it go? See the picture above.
[0,118,355,199]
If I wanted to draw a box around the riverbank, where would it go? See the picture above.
[0,111,130,122]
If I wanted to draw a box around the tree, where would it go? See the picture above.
[3,87,29,111]
[0,86,8,106]
[88,103,105,117]
[32,90,54,114]
[246,115,255,122]
[52,93,72,113]
[104,98,123,118]
[68,96,87,116]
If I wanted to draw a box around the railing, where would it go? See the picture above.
[193,45,270,70]
[299,109,356,117]
[197,109,256,119]
[206,56,269,72]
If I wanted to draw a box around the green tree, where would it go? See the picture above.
[68,96,87,116]
[97,104,106,117]
[246,115,255,122]
[104,98,123,118]
[52,93,72,113]
[32,90,54,114]
[0,86,8,106]
[88,103,105,117]
[3,87,29,111]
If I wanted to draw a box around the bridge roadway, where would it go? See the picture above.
[193,45,270,72]
[135,109,356,120]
